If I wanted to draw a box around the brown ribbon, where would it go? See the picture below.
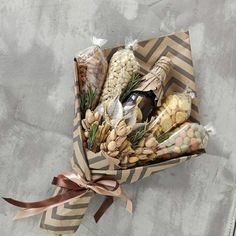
[2,172,132,222]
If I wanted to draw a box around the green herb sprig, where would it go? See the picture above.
[128,124,150,148]
[80,87,97,117]
[120,73,142,103]
[87,123,99,151]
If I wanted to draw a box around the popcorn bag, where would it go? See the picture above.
[2,32,210,235]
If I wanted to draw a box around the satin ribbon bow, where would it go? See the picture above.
[2,172,133,222]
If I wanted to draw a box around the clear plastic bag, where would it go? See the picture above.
[155,122,213,160]
[100,39,140,102]
[148,87,195,136]
[75,37,108,110]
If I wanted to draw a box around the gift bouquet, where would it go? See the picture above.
[3,32,214,235]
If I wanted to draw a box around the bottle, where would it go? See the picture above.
[123,91,155,122]
[123,56,172,122]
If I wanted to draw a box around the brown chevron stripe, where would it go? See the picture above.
[138,167,148,181]
[130,167,143,183]
[51,207,85,220]
[64,202,91,209]
[172,64,195,81]
[164,76,196,95]
[168,35,191,50]
[175,31,189,40]
[158,45,193,66]
[171,69,195,90]
[74,141,91,180]
[126,168,136,184]
[192,103,199,112]
[164,76,186,91]
[40,212,79,233]
[138,39,149,47]
[189,115,200,123]
[88,155,106,165]
[136,39,159,56]
[134,37,165,62]
[89,160,109,170]
[114,169,122,181]
[135,39,192,67]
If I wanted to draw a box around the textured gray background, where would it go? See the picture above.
[0,0,236,235]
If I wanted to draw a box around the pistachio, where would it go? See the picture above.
[109,129,117,141]
[81,120,88,130]
[116,136,127,147]
[107,141,117,151]
[84,131,89,138]
[116,126,127,136]
[145,137,158,148]
[108,150,119,157]
[135,147,143,155]
[129,156,139,164]
[100,143,107,150]
[94,111,101,121]
[142,148,154,155]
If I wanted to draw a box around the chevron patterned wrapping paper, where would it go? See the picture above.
[40,31,202,235]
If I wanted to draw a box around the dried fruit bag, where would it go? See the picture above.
[156,122,212,160]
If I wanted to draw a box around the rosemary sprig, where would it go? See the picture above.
[120,72,142,103]
[80,87,97,117]
[87,123,99,150]
[156,128,179,143]
[128,124,150,148]
[156,132,171,144]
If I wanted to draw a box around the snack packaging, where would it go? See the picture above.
[100,39,140,102]
[122,56,172,122]
[134,56,172,105]
[74,37,108,110]
[149,88,195,136]
[155,122,213,160]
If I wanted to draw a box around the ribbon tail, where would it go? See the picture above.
[13,194,87,220]
[120,192,133,214]
[126,198,133,214]
[94,196,113,223]
[14,207,48,220]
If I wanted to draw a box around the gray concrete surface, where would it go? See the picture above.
[0,0,236,235]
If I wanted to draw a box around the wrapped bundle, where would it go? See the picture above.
[3,32,209,236]
[156,122,212,160]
